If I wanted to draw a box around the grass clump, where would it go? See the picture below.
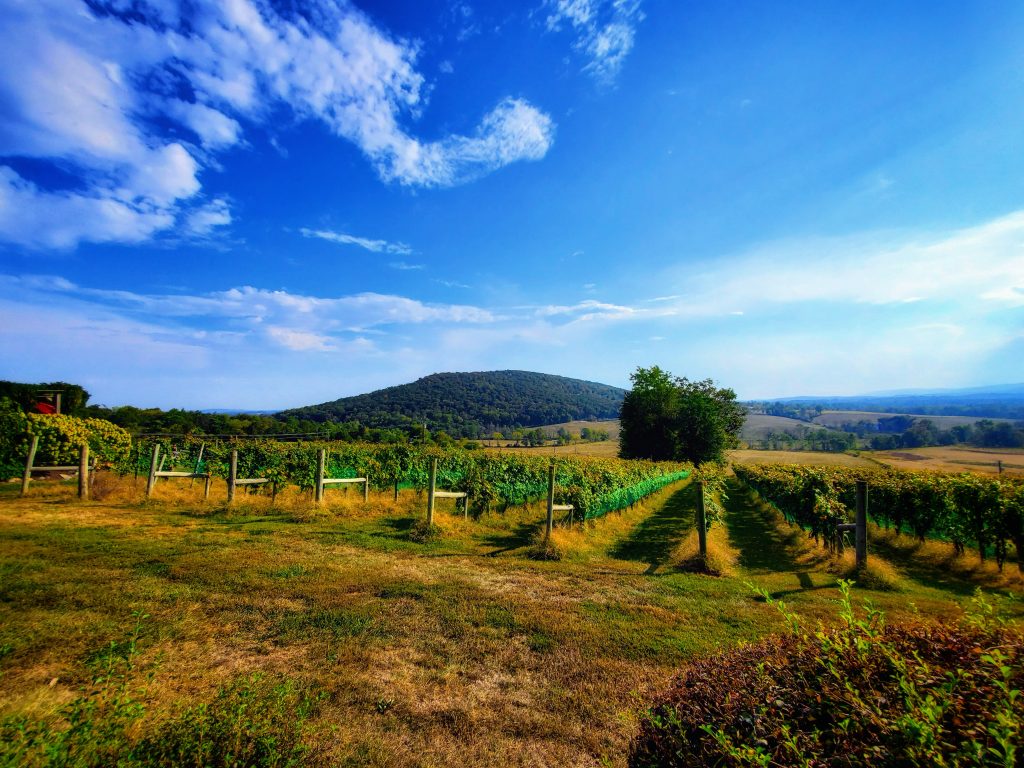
[630,583,1023,767]
[526,530,563,561]
[408,519,443,543]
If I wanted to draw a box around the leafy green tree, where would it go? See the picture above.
[619,367,744,464]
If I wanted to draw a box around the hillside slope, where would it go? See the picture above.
[277,370,626,437]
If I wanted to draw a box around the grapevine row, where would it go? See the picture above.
[134,438,689,520]
[733,464,1024,570]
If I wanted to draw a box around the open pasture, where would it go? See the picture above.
[1,469,1020,767]
[870,445,1024,476]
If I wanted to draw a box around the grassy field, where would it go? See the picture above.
[1,474,1021,766]
[868,444,1024,477]
[728,448,880,468]
[812,410,1013,429]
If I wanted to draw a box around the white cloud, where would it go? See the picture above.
[185,198,233,237]
[390,261,425,271]
[546,0,644,83]
[537,299,637,320]
[300,227,413,255]
[663,210,1024,317]
[0,0,556,248]
[265,326,336,352]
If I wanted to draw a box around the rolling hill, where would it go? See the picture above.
[277,370,626,438]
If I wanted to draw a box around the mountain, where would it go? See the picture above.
[277,370,626,437]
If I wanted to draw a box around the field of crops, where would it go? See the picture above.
[734,463,1024,570]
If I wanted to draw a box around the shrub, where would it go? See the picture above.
[15,413,132,473]
[629,584,1023,767]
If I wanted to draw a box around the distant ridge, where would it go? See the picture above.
[755,383,1024,420]
[277,370,626,437]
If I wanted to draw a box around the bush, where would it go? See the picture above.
[0,413,133,478]
[630,584,1022,767]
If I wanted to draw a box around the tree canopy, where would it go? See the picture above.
[619,367,744,464]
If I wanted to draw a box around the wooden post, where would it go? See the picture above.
[191,442,205,488]
[546,462,555,539]
[363,477,369,503]
[21,435,39,496]
[997,460,1004,475]
[54,392,61,415]
[78,444,89,500]
[695,481,708,558]
[204,475,212,500]
[427,457,437,526]
[146,443,160,498]
[227,450,238,503]
[394,479,399,501]
[315,449,326,504]
[855,480,868,570]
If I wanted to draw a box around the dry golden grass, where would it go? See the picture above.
[868,445,1024,477]
[728,449,879,469]
[2,472,1021,767]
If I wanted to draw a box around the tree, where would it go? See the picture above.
[619,367,744,464]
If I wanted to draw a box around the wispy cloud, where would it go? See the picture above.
[300,228,413,256]
[390,261,426,271]
[661,210,1024,317]
[546,0,644,83]
[0,0,555,249]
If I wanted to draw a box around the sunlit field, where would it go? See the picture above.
[2,472,1020,766]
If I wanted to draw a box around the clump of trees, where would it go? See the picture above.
[619,367,744,464]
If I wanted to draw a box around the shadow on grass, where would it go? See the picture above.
[480,521,541,557]
[610,485,695,574]
[864,531,1011,598]
[724,480,834,597]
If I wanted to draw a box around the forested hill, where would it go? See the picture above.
[277,371,626,437]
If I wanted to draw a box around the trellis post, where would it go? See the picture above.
[855,480,868,570]
[546,462,555,539]
[315,449,326,504]
[695,481,708,558]
[21,435,38,496]
[146,443,160,498]
[78,445,89,500]
[227,450,238,503]
[427,457,437,526]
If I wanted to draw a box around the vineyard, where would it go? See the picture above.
[130,437,690,521]
[734,463,1024,570]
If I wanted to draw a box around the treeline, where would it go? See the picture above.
[864,418,1024,450]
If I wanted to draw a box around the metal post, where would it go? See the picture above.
[228,450,238,503]
[315,449,326,503]
[546,462,555,539]
[21,435,39,496]
[855,480,868,570]
[696,481,708,558]
[146,443,160,498]
[78,444,89,500]
[427,457,437,525]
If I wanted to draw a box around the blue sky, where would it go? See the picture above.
[1,0,1022,409]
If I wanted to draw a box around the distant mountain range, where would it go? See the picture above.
[277,370,626,437]
[754,383,1024,420]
